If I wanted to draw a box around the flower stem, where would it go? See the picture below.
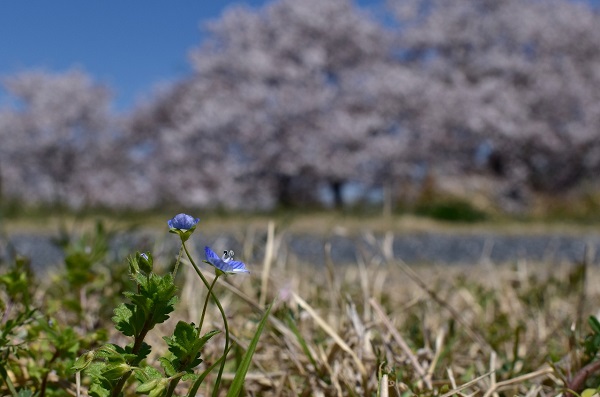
[198,275,220,334]
[181,242,230,396]
[186,345,232,397]
[164,372,186,397]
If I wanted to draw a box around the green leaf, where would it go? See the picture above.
[162,322,219,372]
[134,365,163,383]
[64,248,99,288]
[159,357,177,377]
[148,380,168,397]
[582,389,599,397]
[102,363,132,380]
[136,379,160,394]
[128,254,141,275]
[72,351,95,373]
[122,273,178,331]
[112,304,136,337]
[286,311,317,369]
[96,344,126,360]
[89,383,111,397]
[226,301,273,397]
[182,373,199,382]
[134,342,152,365]
[589,316,600,335]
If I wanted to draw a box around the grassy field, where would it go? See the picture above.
[1,214,600,396]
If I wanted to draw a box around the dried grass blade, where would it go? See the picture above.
[425,328,445,387]
[259,221,275,307]
[440,370,495,397]
[292,292,368,376]
[370,297,431,389]
[379,374,389,397]
[482,367,554,397]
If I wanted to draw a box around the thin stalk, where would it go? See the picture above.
[173,245,184,278]
[181,242,230,396]
[187,345,232,397]
[39,350,61,397]
[164,372,187,397]
[199,275,220,334]
[110,317,154,397]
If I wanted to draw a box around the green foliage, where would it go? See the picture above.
[162,322,219,375]
[0,251,105,396]
[65,214,260,397]
[415,197,487,222]
[123,272,178,329]
[225,301,273,397]
[585,316,600,360]
[81,260,180,396]
[1,218,263,396]
[0,256,34,308]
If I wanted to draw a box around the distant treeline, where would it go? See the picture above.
[1,0,600,211]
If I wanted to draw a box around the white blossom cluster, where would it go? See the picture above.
[1,0,599,210]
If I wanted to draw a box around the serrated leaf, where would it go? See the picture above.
[112,304,136,337]
[135,342,152,365]
[85,361,107,379]
[134,365,163,383]
[163,322,219,372]
[121,273,178,333]
[89,383,111,397]
[159,356,177,377]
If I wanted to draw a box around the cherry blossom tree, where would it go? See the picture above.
[390,0,600,204]
[186,0,396,207]
[6,0,597,211]
[0,68,116,206]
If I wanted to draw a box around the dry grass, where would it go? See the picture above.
[159,228,599,397]
[5,218,600,396]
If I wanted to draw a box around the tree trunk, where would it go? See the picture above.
[330,180,344,209]
[383,182,393,218]
[276,174,293,208]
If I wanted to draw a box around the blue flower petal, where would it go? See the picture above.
[204,246,220,261]
[168,213,200,230]
[226,260,250,273]
[204,246,249,275]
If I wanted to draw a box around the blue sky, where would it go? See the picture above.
[0,0,383,112]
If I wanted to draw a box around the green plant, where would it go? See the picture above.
[72,213,270,397]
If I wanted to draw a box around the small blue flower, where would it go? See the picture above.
[168,213,200,230]
[204,246,249,275]
[168,213,200,242]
